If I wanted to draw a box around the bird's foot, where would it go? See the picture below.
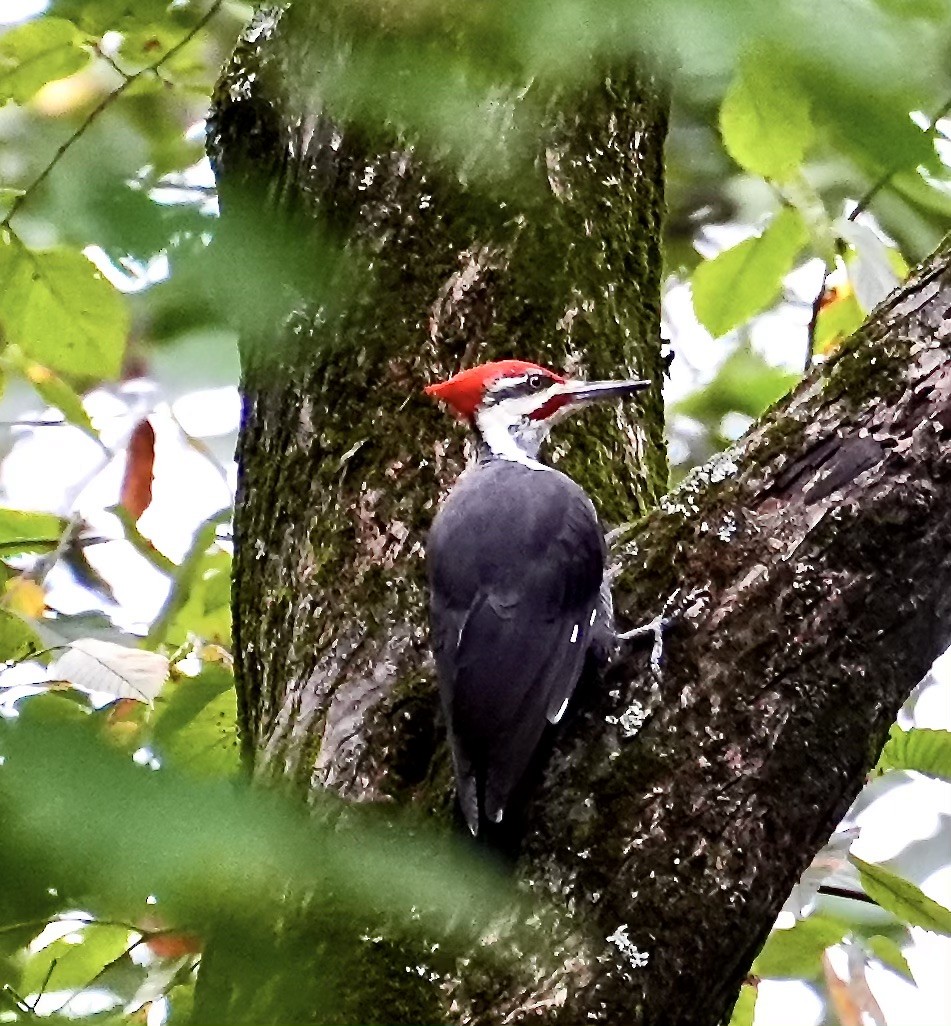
[615,586,707,680]
[615,613,670,680]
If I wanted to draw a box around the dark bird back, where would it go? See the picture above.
[427,457,607,835]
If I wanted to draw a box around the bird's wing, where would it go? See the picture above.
[428,463,606,832]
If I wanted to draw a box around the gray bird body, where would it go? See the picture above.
[427,455,611,835]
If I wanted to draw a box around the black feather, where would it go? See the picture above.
[427,458,606,836]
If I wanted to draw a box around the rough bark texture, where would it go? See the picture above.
[202,7,951,1026]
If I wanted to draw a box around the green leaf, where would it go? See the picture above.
[0,17,91,105]
[852,857,951,935]
[726,982,757,1026]
[166,547,233,648]
[0,507,65,556]
[872,0,948,17]
[676,346,800,424]
[150,666,239,778]
[875,726,951,781]
[0,609,43,663]
[15,688,94,727]
[5,347,100,442]
[146,511,230,649]
[0,716,522,957]
[814,287,864,354]
[719,51,815,181]
[0,239,128,380]
[49,0,186,35]
[691,208,808,338]
[753,915,850,979]
[890,168,951,221]
[805,72,939,178]
[20,922,132,995]
[864,934,914,982]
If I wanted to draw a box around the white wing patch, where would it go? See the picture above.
[570,623,580,644]
[550,695,570,724]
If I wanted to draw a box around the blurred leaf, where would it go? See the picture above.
[166,547,232,648]
[676,346,800,423]
[0,507,65,556]
[874,725,951,782]
[0,186,25,217]
[3,577,46,618]
[806,71,939,180]
[49,638,169,701]
[20,922,133,995]
[0,716,523,956]
[890,168,951,221]
[864,934,914,982]
[726,982,757,1026]
[753,914,849,979]
[872,0,949,16]
[5,348,100,442]
[0,608,43,662]
[120,419,156,523]
[836,220,902,313]
[692,208,808,337]
[49,0,189,35]
[719,50,814,181]
[145,511,227,648]
[0,239,128,380]
[14,687,94,727]
[117,25,180,68]
[150,665,239,777]
[815,284,864,355]
[0,17,91,105]
[822,947,875,1026]
[852,857,951,935]
[783,826,860,918]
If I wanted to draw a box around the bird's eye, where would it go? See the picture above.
[527,373,547,390]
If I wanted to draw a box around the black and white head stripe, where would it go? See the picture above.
[482,370,557,406]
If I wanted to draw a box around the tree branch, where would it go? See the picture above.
[504,242,951,1026]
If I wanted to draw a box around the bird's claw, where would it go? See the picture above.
[616,613,670,679]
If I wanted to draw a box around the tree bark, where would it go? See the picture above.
[202,7,951,1026]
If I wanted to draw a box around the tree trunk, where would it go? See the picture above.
[207,5,668,803]
[200,7,951,1025]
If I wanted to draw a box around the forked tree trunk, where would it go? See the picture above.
[198,7,951,1025]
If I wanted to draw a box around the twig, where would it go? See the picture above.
[30,958,58,1009]
[804,263,831,372]
[26,512,84,587]
[817,884,878,907]
[0,0,223,230]
[53,935,147,1016]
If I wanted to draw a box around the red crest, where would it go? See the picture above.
[424,360,564,420]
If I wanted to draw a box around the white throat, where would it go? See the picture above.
[474,404,550,468]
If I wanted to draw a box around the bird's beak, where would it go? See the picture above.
[556,377,651,407]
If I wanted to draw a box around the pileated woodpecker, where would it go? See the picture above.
[425,359,650,836]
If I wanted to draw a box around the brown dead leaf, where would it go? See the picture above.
[120,419,156,522]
